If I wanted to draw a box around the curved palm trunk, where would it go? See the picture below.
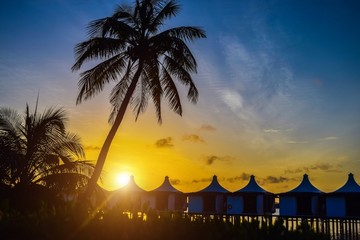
[84,61,144,201]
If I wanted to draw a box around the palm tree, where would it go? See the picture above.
[72,0,206,198]
[0,104,94,210]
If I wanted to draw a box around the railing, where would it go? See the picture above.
[183,213,360,240]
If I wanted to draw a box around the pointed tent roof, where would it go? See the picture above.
[151,176,181,193]
[334,173,360,193]
[285,174,322,194]
[234,175,269,194]
[119,175,146,192]
[198,175,229,193]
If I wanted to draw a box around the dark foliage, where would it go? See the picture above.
[0,209,330,240]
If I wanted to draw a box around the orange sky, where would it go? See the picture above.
[70,90,355,194]
[1,0,360,194]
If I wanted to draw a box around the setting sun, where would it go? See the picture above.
[115,173,131,188]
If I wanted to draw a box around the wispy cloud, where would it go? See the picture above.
[262,176,292,184]
[170,179,180,185]
[84,145,100,151]
[264,129,280,133]
[285,163,338,174]
[200,124,216,131]
[217,88,244,113]
[226,173,250,183]
[182,134,205,143]
[319,136,339,141]
[192,177,212,183]
[226,174,294,186]
[155,137,174,148]
[196,28,306,152]
[284,168,303,174]
[287,140,309,144]
[204,155,234,165]
[308,163,333,171]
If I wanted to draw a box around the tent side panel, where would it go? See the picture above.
[326,197,345,217]
[227,196,243,214]
[188,196,203,213]
[311,196,319,216]
[279,196,296,216]
[257,195,264,214]
[168,194,175,210]
[216,195,225,213]
[142,195,156,211]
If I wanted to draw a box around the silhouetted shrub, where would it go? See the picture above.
[0,209,332,240]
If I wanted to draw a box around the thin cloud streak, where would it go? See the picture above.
[284,163,339,174]
[200,124,216,131]
[226,173,251,183]
[264,129,281,133]
[287,140,309,144]
[84,145,101,151]
[204,155,234,165]
[319,136,339,141]
[155,137,174,148]
[182,134,205,143]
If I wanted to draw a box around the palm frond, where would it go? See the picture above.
[87,14,138,39]
[76,54,128,104]
[109,61,134,111]
[163,55,198,103]
[0,108,24,153]
[135,81,149,121]
[131,68,150,121]
[39,172,90,192]
[158,26,206,42]
[113,4,138,28]
[37,106,67,133]
[151,34,198,73]
[160,64,182,115]
[34,160,94,186]
[72,37,126,71]
[55,132,85,160]
[143,57,163,123]
[148,0,180,33]
[0,108,23,132]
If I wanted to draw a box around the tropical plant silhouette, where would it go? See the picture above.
[72,0,206,199]
[0,103,94,211]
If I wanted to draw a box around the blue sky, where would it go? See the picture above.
[1,0,360,192]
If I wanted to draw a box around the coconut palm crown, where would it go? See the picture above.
[72,0,206,198]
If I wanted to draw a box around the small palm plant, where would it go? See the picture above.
[0,103,94,211]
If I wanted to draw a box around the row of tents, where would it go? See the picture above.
[104,173,360,218]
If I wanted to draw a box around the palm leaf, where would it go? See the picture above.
[163,55,198,103]
[148,0,180,33]
[160,64,182,115]
[72,37,127,71]
[76,53,128,103]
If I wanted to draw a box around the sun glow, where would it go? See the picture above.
[115,173,131,188]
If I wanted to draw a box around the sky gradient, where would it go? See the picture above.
[1,0,360,193]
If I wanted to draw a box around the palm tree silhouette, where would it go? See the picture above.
[72,0,206,199]
[0,103,94,210]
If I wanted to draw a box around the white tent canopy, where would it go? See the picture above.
[334,173,360,193]
[198,175,229,193]
[119,175,146,192]
[151,176,181,193]
[287,174,322,194]
[234,175,268,193]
